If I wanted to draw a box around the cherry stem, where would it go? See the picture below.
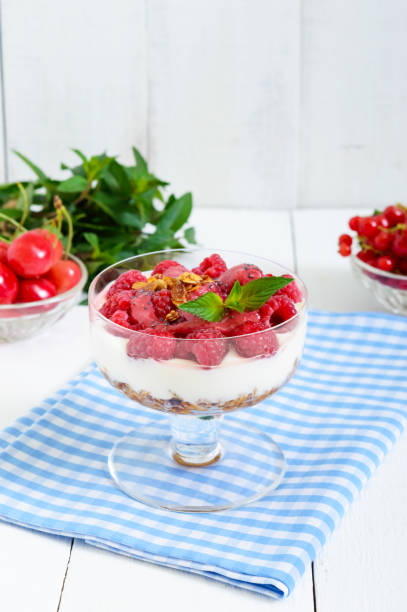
[53,195,73,258]
[0,210,27,233]
[15,182,30,237]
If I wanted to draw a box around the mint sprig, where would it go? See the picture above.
[178,275,293,322]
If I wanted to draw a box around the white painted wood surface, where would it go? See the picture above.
[300,0,407,209]
[1,208,407,612]
[1,0,148,181]
[1,1,405,207]
[148,0,300,208]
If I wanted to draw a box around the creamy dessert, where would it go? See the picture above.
[90,253,306,414]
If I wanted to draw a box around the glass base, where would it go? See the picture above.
[108,418,286,513]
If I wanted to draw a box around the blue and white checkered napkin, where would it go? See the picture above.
[1,310,407,598]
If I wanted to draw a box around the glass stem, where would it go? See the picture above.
[169,414,222,467]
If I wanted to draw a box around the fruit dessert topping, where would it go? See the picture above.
[99,253,304,366]
[338,204,407,282]
[0,197,82,307]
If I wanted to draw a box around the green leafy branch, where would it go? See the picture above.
[0,147,196,286]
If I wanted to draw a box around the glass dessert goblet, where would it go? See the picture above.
[89,249,307,512]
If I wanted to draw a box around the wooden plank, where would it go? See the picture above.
[300,0,407,208]
[0,524,71,612]
[58,211,314,610]
[295,208,407,612]
[0,10,6,182]
[313,438,407,612]
[1,0,148,180]
[147,1,300,209]
[293,208,387,311]
[60,541,314,612]
[0,307,90,612]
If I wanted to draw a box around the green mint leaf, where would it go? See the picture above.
[58,175,88,193]
[239,276,293,311]
[178,292,225,322]
[224,280,244,312]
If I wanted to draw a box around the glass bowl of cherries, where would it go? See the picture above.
[89,249,307,512]
[0,228,87,342]
[338,204,407,315]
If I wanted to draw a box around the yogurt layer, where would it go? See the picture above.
[91,314,306,404]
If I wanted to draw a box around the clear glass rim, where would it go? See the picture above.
[0,252,88,311]
[351,246,407,281]
[89,247,308,339]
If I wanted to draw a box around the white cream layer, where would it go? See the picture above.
[91,314,306,404]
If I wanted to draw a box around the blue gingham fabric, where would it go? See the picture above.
[1,310,407,599]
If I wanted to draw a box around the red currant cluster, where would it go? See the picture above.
[338,204,407,274]
[0,229,82,306]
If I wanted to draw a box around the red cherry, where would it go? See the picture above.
[358,217,380,239]
[32,229,63,265]
[0,240,8,264]
[338,243,351,257]
[383,205,405,227]
[7,231,53,278]
[0,262,18,304]
[17,278,56,303]
[373,231,392,251]
[392,232,407,257]
[398,259,407,275]
[357,250,376,266]
[377,255,397,272]
[375,214,390,229]
[339,233,352,246]
[44,260,81,294]
[348,216,360,231]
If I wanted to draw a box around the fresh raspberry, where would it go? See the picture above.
[127,328,176,360]
[100,289,134,318]
[187,328,228,366]
[217,310,261,336]
[174,341,192,359]
[274,274,303,302]
[270,296,297,326]
[107,270,146,297]
[348,216,361,231]
[218,263,263,292]
[145,328,176,360]
[152,260,187,278]
[392,232,407,257]
[110,309,133,328]
[127,332,149,359]
[234,321,278,358]
[192,254,227,279]
[259,303,273,325]
[188,281,226,301]
[129,291,158,328]
[151,289,173,319]
[338,243,351,257]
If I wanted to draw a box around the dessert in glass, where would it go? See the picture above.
[89,249,307,512]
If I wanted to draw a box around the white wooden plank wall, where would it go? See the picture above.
[0,0,406,204]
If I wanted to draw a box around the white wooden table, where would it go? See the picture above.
[1,207,406,612]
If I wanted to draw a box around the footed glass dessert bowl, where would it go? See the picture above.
[89,249,307,512]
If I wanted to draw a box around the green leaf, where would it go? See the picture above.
[132,147,148,174]
[157,192,193,232]
[224,280,244,312]
[108,159,131,195]
[58,175,88,193]
[239,276,293,311]
[178,292,225,322]
[184,227,197,244]
[83,232,101,257]
[13,151,49,183]
[71,148,87,163]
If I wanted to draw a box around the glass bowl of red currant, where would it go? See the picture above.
[0,230,87,342]
[338,205,407,315]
